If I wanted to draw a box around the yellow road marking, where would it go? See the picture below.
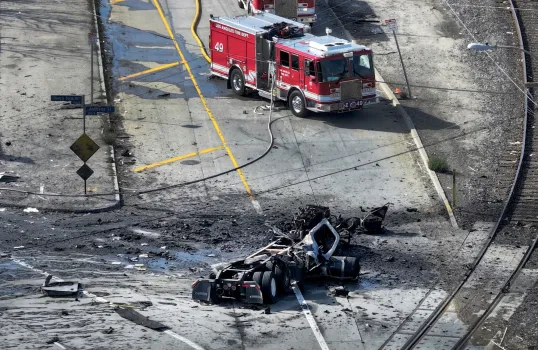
[191,0,211,63]
[110,0,125,5]
[152,0,254,199]
[118,62,180,81]
[134,146,224,172]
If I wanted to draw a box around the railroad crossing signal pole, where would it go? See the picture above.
[385,19,412,98]
[88,32,97,104]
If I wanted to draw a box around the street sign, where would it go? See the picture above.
[76,163,94,181]
[88,32,97,46]
[51,95,83,104]
[385,19,397,32]
[70,134,100,162]
[85,105,115,115]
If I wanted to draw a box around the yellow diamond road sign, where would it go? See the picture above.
[70,134,100,162]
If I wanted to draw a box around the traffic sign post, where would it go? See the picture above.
[385,19,412,98]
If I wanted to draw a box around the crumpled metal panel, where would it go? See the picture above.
[340,80,362,101]
[274,0,297,19]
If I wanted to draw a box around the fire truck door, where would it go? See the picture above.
[277,49,299,93]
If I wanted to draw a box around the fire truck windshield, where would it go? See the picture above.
[352,53,374,78]
[316,58,348,82]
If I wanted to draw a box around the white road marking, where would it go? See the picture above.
[164,330,206,350]
[292,283,330,350]
[10,258,206,350]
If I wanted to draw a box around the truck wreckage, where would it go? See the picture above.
[192,204,389,304]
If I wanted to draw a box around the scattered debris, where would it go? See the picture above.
[0,172,20,183]
[45,336,60,345]
[122,149,134,157]
[4,141,11,146]
[23,207,39,213]
[60,310,69,316]
[13,246,25,250]
[331,286,350,297]
[157,93,171,98]
[406,208,418,212]
[114,308,169,331]
[41,275,82,297]
[264,307,271,314]
[384,256,395,262]
[102,327,114,334]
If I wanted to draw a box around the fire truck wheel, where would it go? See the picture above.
[238,0,244,9]
[261,270,278,304]
[230,69,247,96]
[289,90,307,118]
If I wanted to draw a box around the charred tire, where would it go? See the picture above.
[230,69,247,96]
[238,0,244,9]
[274,264,291,294]
[252,271,263,286]
[261,270,278,304]
[289,90,308,118]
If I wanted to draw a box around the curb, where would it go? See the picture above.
[92,0,122,209]
[375,69,458,228]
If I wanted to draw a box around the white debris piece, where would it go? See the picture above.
[13,246,25,250]
[23,207,39,213]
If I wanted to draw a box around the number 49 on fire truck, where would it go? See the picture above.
[209,13,378,117]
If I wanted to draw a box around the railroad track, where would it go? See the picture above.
[379,1,538,349]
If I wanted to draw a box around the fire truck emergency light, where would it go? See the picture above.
[325,27,332,36]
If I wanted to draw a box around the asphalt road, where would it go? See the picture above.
[110,0,440,219]
[4,0,524,349]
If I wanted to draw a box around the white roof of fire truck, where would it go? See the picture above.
[210,13,370,58]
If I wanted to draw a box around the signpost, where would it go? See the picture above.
[385,19,412,98]
[51,93,115,195]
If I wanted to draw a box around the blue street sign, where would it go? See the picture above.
[51,95,83,104]
[84,105,115,115]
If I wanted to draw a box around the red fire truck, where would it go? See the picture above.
[238,0,316,26]
[209,13,377,117]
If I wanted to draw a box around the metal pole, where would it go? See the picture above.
[90,42,94,104]
[82,95,86,134]
[84,176,87,195]
[452,169,456,210]
[393,30,412,98]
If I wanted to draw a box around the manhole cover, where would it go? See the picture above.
[181,160,200,165]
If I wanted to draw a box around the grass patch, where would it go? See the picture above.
[102,128,117,145]
[429,156,449,173]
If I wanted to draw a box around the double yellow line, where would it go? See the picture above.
[152,0,254,200]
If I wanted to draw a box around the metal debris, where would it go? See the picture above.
[41,275,82,297]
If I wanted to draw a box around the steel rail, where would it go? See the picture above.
[398,0,532,348]
[453,0,535,346]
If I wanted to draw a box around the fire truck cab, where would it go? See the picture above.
[209,13,378,117]
[238,0,316,26]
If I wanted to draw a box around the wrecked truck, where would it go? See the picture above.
[192,218,361,304]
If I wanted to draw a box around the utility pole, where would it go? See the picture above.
[385,19,412,98]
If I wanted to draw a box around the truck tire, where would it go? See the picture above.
[230,68,247,96]
[252,271,263,286]
[274,264,291,294]
[289,90,308,118]
[261,270,278,304]
[238,0,244,9]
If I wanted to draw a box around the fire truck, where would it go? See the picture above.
[237,0,316,26]
[209,13,377,117]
